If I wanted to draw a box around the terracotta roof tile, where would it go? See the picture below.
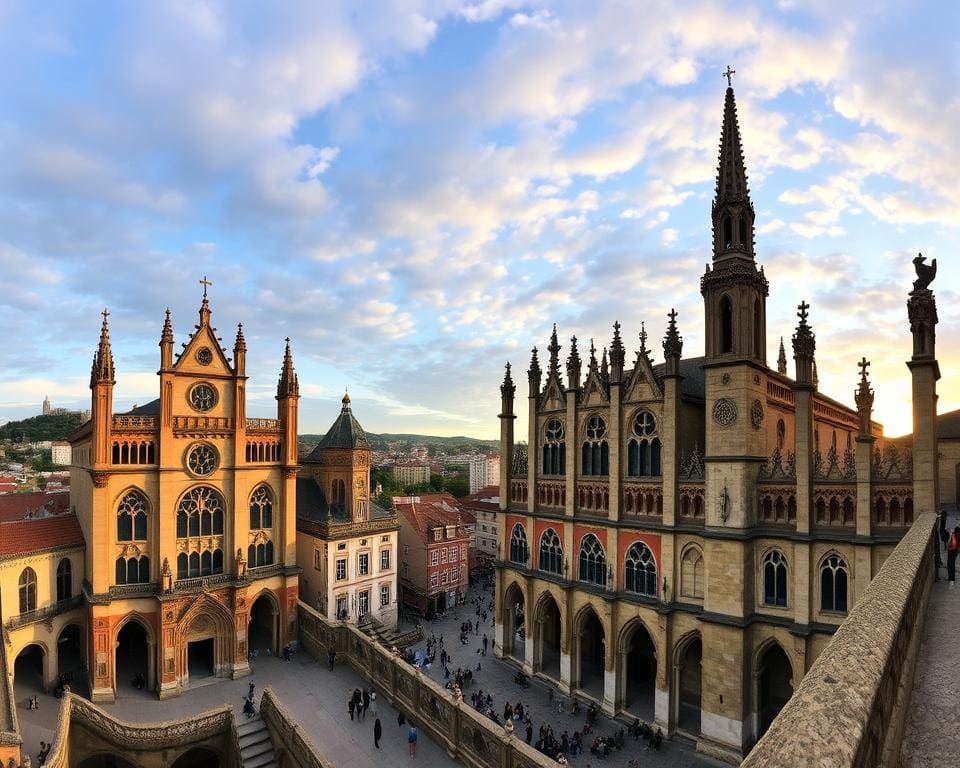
[0,491,70,523]
[0,513,84,558]
[394,493,470,544]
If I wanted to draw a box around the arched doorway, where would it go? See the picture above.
[115,620,151,696]
[176,597,235,686]
[57,624,86,696]
[171,747,221,768]
[676,635,702,735]
[621,620,656,719]
[576,608,605,700]
[502,582,525,662]
[758,643,793,737]
[14,644,46,696]
[535,593,561,680]
[248,593,279,657]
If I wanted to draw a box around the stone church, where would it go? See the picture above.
[56,289,301,701]
[494,83,938,762]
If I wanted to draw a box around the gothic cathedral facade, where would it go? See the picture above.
[69,291,300,701]
[495,85,922,762]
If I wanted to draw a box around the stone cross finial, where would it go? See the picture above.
[858,356,870,381]
[723,65,736,87]
[101,307,110,323]
[639,321,648,353]
[199,275,213,298]
[667,308,678,325]
[797,300,810,324]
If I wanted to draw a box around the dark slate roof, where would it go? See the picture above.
[939,409,960,440]
[303,398,369,462]
[296,476,395,524]
[651,356,706,402]
[119,398,161,416]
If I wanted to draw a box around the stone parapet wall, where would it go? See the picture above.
[298,600,551,768]
[0,625,21,765]
[260,687,332,768]
[741,512,937,768]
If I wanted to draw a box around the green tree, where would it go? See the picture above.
[31,449,55,473]
[443,477,469,498]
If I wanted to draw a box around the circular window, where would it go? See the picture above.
[545,419,564,441]
[586,415,606,440]
[634,411,656,436]
[189,383,217,412]
[196,346,213,365]
[713,398,738,426]
[187,444,218,476]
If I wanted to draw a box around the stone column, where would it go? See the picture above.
[498,364,516,514]
[792,301,816,535]
[662,309,684,527]
[907,262,940,515]
[855,358,875,537]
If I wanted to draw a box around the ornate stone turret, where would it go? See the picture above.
[90,308,115,468]
[662,308,682,377]
[854,357,876,538]
[600,347,609,384]
[792,301,816,386]
[159,308,174,370]
[907,252,940,515]
[777,337,787,375]
[637,322,650,362]
[91,309,115,387]
[500,362,516,404]
[233,323,247,377]
[712,85,755,262]
[527,347,542,398]
[547,324,562,382]
[609,322,625,384]
[277,338,299,468]
[276,338,299,399]
[854,357,874,436]
[587,340,598,377]
[566,336,582,391]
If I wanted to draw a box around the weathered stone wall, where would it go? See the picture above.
[298,600,552,768]
[740,512,936,768]
[260,687,333,768]
[0,625,21,766]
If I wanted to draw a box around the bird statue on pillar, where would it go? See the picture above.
[912,253,936,290]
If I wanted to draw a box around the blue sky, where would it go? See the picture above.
[0,0,957,439]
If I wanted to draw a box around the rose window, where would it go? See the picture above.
[189,383,217,411]
[187,444,217,476]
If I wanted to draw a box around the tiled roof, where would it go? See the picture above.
[119,398,161,416]
[651,356,706,401]
[303,401,369,462]
[0,514,84,558]
[395,493,470,544]
[296,477,394,524]
[0,490,70,523]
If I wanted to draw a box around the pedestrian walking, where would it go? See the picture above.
[374,718,383,749]
[370,689,378,715]
[362,689,370,720]
[482,634,488,655]
[408,723,418,756]
[248,681,255,700]
[348,697,356,721]
[398,710,406,727]
[948,526,960,586]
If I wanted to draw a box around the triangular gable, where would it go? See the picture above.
[539,375,566,412]
[174,318,234,376]
[623,356,663,403]
[579,368,608,407]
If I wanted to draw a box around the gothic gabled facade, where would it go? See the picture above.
[495,84,930,763]
[66,289,300,701]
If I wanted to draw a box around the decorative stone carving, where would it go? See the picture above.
[750,399,764,429]
[713,398,738,426]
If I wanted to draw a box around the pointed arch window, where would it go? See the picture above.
[820,555,848,614]
[723,216,732,248]
[754,298,762,358]
[628,411,661,477]
[115,556,150,585]
[762,550,788,607]
[509,523,529,565]
[581,415,608,476]
[578,533,606,587]
[18,567,37,613]
[56,558,72,601]
[117,490,148,542]
[542,419,565,476]
[538,528,563,575]
[624,542,657,596]
[250,485,274,529]
[739,217,748,247]
[680,547,704,599]
[331,479,346,513]
[719,295,733,353]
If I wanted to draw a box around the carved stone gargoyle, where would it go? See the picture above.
[913,252,936,290]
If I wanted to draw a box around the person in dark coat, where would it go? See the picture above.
[374,718,383,748]
[348,696,355,721]
[948,526,960,586]
[362,689,370,720]
[398,710,406,727]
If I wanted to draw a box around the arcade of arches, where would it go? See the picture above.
[496,579,797,749]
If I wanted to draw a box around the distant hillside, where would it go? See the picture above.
[0,413,85,442]
[299,431,498,454]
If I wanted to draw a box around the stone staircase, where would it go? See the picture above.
[236,715,278,768]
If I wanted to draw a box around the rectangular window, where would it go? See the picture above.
[430,572,439,589]
[403,563,410,578]
[441,569,449,585]
[358,553,369,576]
[449,546,458,562]
[380,549,390,570]
[381,535,390,543]
[335,558,347,581]
[460,545,467,560]
[403,544,409,555]
[336,595,347,619]
[431,550,439,566]
[380,585,390,607]
[440,548,448,564]
[434,529,442,542]
[358,590,369,617]
[313,549,321,570]
[337,542,346,551]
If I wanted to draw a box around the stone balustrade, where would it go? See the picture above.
[0,625,21,766]
[260,687,332,768]
[298,600,551,768]
[741,512,937,768]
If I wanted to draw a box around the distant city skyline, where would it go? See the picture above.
[0,1,957,439]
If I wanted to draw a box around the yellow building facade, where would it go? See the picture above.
[67,290,301,701]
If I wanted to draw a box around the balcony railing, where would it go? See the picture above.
[622,482,662,518]
[5,595,83,629]
[175,572,234,591]
[173,415,234,432]
[576,482,609,518]
[112,415,159,431]
[509,478,528,508]
[246,418,282,433]
[536,480,565,511]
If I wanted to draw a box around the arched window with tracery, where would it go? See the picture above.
[542,419,565,475]
[581,415,609,476]
[628,411,661,477]
[117,489,148,542]
[250,485,274,529]
[719,295,733,353]
[578,533,606,587]
[538,528,563,574]
[175,486,224,580]
[56,558,72,601]
[509,523,529,565]
[820,554,848,613]
[680,546,704,599]
[18,567,36,613]
[624,542,657,596]
[115,555,150,585]
[762,550,788,607]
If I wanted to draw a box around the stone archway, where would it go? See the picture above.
[757,641,793,738]
[171,747,222,768]
[619,619,656,719]
[575,607,605,701]
[533,591,562,680]
[14,643,47,696]
[175,595,236,687]
[674,633,702,736]
[57,623,87,695]
[502,581,526,661]
[115,619,153,697]
[248,591,280,657]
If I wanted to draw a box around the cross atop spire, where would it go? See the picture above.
[723,65,736,88]
[639,322,648,354]
[199,275,212,298]
[91,306,115,386]
[797,300,810,325]
[858,356,870,381]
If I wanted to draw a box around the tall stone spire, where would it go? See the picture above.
[547,324,562,381]
[159,308,174,369]
[600,346,609,383]
[663,308,683,376]
[777,337,787,375]
[587,339,598,377]
[566,336,582,390]
[91,308,115,386]
[527,347,542,397]
[854,357,874,436]
[233,322,247,376]
[500,362,516,401]
[712,83,755,261]
[276,337,299,398]
[609,322,625,383]
[792,301,816,386]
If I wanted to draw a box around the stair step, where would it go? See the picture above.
[243,753,278,768]
[241,741,274,761]
[239,730,271,749]
[236,717,266,737]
